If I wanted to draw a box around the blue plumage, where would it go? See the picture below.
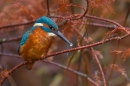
[20,30,31,46]
[18,30,31,55]
[35,16,58,30]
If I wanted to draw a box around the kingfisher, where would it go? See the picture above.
[18,16,72,70]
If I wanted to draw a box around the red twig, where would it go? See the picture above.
[82,22,116,29]
[46,0,50,16]
[0,20,35,30]
[50,14,128,33]
[79,0,89,19]
[84,15,128,33]
[51,3,85,13]
[123,5,130,26]
[74,28,106,86]
[0,14,127,33]
[91,48,106,86]
[0,61,27,85]
[0,53,98,86]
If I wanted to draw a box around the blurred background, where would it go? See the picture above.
[0,0,130,86]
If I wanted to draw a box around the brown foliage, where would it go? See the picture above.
[111,48,130,61]
[0,0,130,86]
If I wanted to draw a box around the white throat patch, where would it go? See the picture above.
[48,33,56,36]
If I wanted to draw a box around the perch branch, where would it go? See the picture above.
[0,32,130,85]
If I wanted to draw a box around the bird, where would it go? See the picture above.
[18,16,72,70]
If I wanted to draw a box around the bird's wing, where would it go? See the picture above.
[18,30,31,55]
[20,30,31,46]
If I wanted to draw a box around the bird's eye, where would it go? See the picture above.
[49,26,57,32]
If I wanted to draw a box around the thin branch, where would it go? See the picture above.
[0,21,117,33]
[69,0,75,14]
[0,53,21,58]
[43,60,98,86]
[0,20,35,30]
[46,0,50,16]
[0,14,128,33]
[123,6,130,26]
[0,36,22,43]
[0,43,3,61]
[84,15,127,32]
[91,48,106,86]
[61,51,77,85]
[50,14,128,33]
[8,76,17,86]
[0,61,26,85]
[0,33,130,85]
[79,0,89,19]
[50,1,86,13]
[83,22,116,29]
[106,40,121,85]
[74,28,106,86]
[0,53,98,86]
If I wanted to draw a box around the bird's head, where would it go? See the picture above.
[33,16,73,46]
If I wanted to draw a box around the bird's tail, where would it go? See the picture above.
[26,62,35,70]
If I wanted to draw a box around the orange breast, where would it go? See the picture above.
[20,27,53,61]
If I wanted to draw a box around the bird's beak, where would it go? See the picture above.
[55,31,73,46]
